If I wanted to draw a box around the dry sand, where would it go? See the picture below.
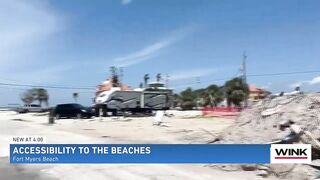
[0,110,278,180]
[216,93,320,180]
[219,93,320,144]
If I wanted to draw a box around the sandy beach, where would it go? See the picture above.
[0,110,279,180]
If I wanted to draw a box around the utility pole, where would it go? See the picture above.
[242,52,247,85]
[119,67,124,85]
[166,74,170,88]
[241,51,248,107]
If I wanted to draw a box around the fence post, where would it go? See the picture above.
[48,108,55,124]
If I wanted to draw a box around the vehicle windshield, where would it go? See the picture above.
[72,104,85,109]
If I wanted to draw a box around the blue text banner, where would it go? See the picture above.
[10,144,270,164]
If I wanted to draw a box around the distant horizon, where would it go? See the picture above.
[1,76,319,107]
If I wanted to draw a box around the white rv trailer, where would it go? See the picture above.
[94,82,172,116]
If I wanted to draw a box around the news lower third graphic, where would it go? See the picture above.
[10,144,269,164]
[9,136,312,164]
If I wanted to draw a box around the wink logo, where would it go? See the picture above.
[270,144,311,164]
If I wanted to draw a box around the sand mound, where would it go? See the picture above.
[220,93,320,144]
[215,93,320,179]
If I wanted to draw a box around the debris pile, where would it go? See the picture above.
[215,93,320,179]
[219,93,320,144]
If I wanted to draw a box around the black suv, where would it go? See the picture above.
[53,103,93,119]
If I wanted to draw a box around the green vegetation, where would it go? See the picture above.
[110,66,120,86]
[175,77,248,110]
[21,88,49,107]
[180,88,197,110]
[143,74,150,88]
[156,73,161,82]
[224,77,249,107]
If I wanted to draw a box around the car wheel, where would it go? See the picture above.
[76,113,82,119]
[55,114,60,120]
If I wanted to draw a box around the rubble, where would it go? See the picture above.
[215,93,320,179]
[256,170,269,177]
[219,93,320,144]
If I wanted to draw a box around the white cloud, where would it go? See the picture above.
[169,68,217,81]
[121,0,132,5]
[0,0,63,83]
[112,26,196,67]
[112,39,174,67]
[290,76,320,88]
[309,76,320,85]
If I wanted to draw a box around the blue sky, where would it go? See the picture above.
[0,0,320,106]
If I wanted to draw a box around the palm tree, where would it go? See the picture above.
[36,88,49,107]
[21,90,34,105]
[110,66,119,87]
[180,87,196,110]
[224,77,249,107]
[143,74,150,88]
[193,88,206,107]
[156,73,161,82]
[21,88,49,107]
[73,93,79,102]
[205,85,224,107]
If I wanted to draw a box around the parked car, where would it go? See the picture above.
[15,104,47,113]
[53,103,93,119]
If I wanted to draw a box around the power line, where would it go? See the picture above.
[171,70,320,88]
[247,70,320,77]
[0,86,29,91]
[0,70,319,90]
[0,82,95,90]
